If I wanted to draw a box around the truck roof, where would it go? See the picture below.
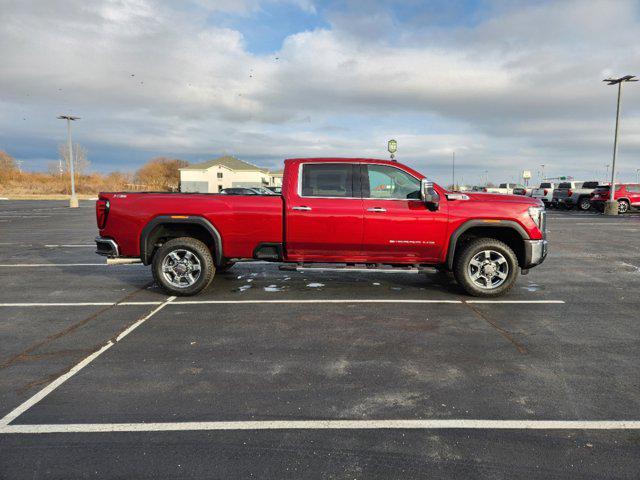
[285,157,397,164]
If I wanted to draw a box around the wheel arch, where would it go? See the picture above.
[140,216,223,266]
[446,220,530,270]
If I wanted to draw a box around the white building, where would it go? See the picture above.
[179,156,283,193]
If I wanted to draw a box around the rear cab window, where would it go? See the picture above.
[300,163,355,198]
[582,181,599,189]
[540,182,552,188]
[558,182,572,189]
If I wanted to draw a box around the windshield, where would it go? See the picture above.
[499,183,507,188]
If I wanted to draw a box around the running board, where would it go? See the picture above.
[279,264,433,274]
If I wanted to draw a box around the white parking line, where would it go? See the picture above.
[0,263,137,267]
[466,300,565,304]
[173,299,465,304]
[0,299,566,307]
[0,297,176,428]
[0,302,164,307]
[1,419,638,434]
[44,244,95,248]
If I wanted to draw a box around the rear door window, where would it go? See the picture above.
[301,164,355,198]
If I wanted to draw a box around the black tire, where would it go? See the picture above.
[618,200,630,214]
[578,197,591,211]
[152,237,215,296]
[217,260,236,273]
[453,238,519,297]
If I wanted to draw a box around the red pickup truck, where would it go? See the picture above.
[96,158,547,297]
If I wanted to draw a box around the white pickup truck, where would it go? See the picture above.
[532,182,555,205]
[486,183,527,195]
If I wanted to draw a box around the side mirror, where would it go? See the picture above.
[421,179,440,210]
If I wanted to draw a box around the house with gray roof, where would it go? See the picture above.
[179,156,283,193]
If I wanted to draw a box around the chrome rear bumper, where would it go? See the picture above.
[95,237,119,257]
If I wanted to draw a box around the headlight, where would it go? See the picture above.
[528,206,546,231]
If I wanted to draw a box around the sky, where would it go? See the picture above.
[1,0,639,185]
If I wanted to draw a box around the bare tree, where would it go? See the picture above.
[58,143,90,176]
[0,150,19,181]
[135,157,189,191]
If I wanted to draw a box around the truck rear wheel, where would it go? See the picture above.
[453,238,518,297]
[152,237,215,296]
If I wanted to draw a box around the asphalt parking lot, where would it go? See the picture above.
[1,200,639,479]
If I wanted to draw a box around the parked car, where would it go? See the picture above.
[96,157,548,297]
[221,187,277,195]
[532,182,555,205]
[486,183,527,195]
[551,181,599,210]
[590,184,640,214]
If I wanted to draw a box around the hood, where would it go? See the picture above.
[460,192,543,206]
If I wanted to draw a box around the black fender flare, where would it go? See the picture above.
[446,219,530,270]
[139,215,223,266]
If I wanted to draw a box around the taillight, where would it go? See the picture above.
[96,199,109,229]
[543,189,548,195]
[567,189,573,196]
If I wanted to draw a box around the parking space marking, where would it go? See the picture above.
[0,296,176,428]
[465,300,565,304]
[2,419,639,434]
[0,263,135,267]
[0,302,164,307]
[172,299,465,304]
[0,299,566,307]
[44,244,95,248]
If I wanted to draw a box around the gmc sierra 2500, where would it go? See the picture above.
[96,158,547,297]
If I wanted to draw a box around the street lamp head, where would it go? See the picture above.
[57,115,81,121]
[603,75,637,85]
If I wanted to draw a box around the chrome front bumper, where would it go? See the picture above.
[523,239,548,268]
[95,237,119,257]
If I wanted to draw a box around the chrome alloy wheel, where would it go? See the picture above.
[161,249,202,288]
[467,250,509,290]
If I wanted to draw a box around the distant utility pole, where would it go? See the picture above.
[605,164,610,182]
[636,168,640,184]
[540,164,545,181]
[57,115,81,208]
[451,151,455,189]
[603,75,637,215]
[15,160,23,173]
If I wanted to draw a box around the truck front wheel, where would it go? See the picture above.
[152,237,215,296]
[453,238,518,297]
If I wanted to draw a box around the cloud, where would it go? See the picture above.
[0,0,639,183]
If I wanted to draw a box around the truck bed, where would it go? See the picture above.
[98,192,283,259]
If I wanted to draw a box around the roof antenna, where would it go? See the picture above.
[387,139,397,161]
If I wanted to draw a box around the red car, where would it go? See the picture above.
[590,184,640,214]
[95,158,547,297]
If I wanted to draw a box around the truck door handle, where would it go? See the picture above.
[367,207,387,212]
[292,206,312,211]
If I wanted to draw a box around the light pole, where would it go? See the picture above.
[603,75,637,215]
[636,168,640,184]
[57,115,81,208]
[605,164,610,183]
[451,151,455,190]
[540,164,545,181]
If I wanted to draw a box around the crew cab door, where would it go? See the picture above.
[361,164,447,263]
[285,163,364,261]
